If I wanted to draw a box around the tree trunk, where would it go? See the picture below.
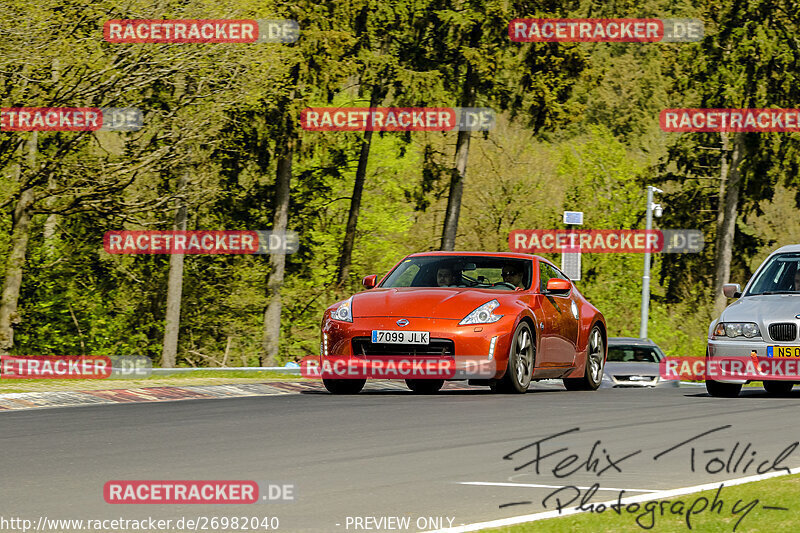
[336,86,380,286]
[43,59,60,257]
[43,176,58,257]
[713,132,746,316]
[161,173,188,368]
[261,144,292,366]
[440,65,476,251]
[0,133,37,354]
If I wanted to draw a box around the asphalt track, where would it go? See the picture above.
[2,383,800,532]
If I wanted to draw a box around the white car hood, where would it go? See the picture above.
[721,294,800,324]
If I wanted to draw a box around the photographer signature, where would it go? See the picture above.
[498,425,796,531]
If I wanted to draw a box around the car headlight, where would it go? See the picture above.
[714,322,760,338]
[331,297,353,322]
[459,300,503,325]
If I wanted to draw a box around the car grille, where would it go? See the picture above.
[769,323,798,342]
[351,337,455,356]
[613,375,656,382]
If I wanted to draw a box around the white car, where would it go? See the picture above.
[707,244,800,397]
[601,337,679,388]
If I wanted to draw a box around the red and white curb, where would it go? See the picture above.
[0,380,481,411]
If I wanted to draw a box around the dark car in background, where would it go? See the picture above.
[601,337,678,388]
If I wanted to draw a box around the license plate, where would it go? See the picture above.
[371,330,430,345]
[767,346,800,358]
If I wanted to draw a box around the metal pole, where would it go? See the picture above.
[639,186,654,338]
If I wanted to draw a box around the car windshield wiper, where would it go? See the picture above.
[758,291,798,295]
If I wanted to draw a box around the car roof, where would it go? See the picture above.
[772,244,800,254]
[406,251,541,261]
[608,337,660,346]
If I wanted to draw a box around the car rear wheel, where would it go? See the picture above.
[763,380,793,396]
[493,322,534,394]
[405,379,444,394]
[705,379,742,397]
[564,325,604,391]
[323,378,366,394]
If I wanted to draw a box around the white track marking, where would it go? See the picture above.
[459,481,659,493]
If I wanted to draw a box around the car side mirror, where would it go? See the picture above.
[362,274,378,289]
[722,283,741,298]
[545,278,571,295]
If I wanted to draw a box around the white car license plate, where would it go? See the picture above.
[371,330,430,345]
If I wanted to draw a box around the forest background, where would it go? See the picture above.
[2,0,799,367]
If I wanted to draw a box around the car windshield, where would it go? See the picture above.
[607,345,663,362]
[379,256,532,290]
[745,253,800,295]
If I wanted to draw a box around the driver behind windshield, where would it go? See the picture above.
[436,266,455,287]
[501,264,524,289]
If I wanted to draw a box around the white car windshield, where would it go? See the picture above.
[745,252,800,295]
[607,345,663,362]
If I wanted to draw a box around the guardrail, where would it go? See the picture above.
[149,366,301,375]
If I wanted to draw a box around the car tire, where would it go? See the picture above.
[323,378,366,394]
[493,322,534,394]
[763,380,793,396]
[405,379,444,394]
[705,379,742,398]
[563,325,604,391]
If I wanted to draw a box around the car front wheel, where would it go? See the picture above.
[493,322,534,393]
[763,380,793,396]
[323,378,366,394]
[406,379,444,394]
[706,379,742,397]
[564,325,604,391]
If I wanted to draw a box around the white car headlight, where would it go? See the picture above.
[714,322,760,338]
[742,323,760,338]
[331,297,353,322]
[459,300,503,325]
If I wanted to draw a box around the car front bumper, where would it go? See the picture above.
[321,315,516,379]
[707,337,770,384]
[601,376,680,388]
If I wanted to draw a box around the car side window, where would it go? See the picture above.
[551,265,570,282]
[539,263,555,292]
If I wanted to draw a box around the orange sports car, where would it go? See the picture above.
[319,252,607,394]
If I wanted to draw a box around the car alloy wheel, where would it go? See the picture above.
[493,322,534,393]
[587,328,604,384]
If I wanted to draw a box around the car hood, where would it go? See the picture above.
[352,287,516,319]
[721,294,800,323]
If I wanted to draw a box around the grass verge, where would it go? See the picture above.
[0,370,307,394]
